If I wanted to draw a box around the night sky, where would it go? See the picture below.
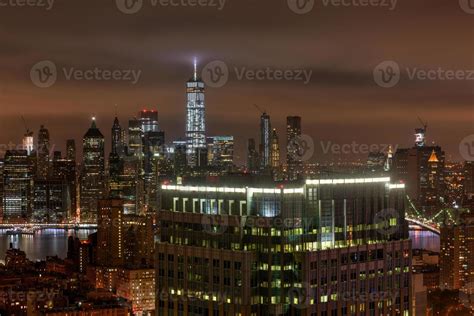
[0,0,472,163]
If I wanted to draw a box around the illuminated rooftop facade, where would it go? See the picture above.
[161,176,404,194]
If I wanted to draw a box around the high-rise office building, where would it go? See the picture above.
[207,136,234,171]
[3,150,33,222]
[37,125,50,179]
[110,116,125,191]
[117,268,155,314]
[464,161,474,200]
[97,199,124,267]
[414,127,426,148]
[392,146,445,211]
[111,116,125,156]
[270,128,280,168]
[128,118,143,157]
[156,176,412,315]
[247,138,259,173]
[286,116,302,180]
[66,139,76,161]
[172,140,188,177]
[0,160,4,221]
[80,118,105,222]
[32,179,69,222]
[52,150,77,220]
[440,211,474,292]
[22,130,34,155]
[123,214,154,267]
[185,60,206,167]
[260,112,271,169]
[143,129,165,213]
[139,109,159,133]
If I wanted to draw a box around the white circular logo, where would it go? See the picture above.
[373,60,400,88]
[459,0,474,14]
[201,60,229,88]
[201,214,228,235]
[287,134,314,162]
[30,60,57,88]
[287,0,315,14]
[116,0,143,14]
[374,208,400,236]
[460,134,474,161]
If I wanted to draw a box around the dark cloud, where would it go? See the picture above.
[0,0,472,163]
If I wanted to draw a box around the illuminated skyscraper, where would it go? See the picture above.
[247,138,259,173]
[80,118,105,222]
[139,109,159,133]
[52,149,76,220]
[393,146,445,210]
[270,128,280,168]
[207,136,234,171]
[97,199,124,267]
[157,176,412,315]
[37,125,50,179]
[66,139,76,161]
[22,131,34,155]
[128,118,143,157]
[3,150,33,222]
[414,127,426,147]
[440,211,474,291]
[464,161,474,200]
[260,112,271,169]
[185,59,206,167]
[286,116,302,180]
[111,116,125,156]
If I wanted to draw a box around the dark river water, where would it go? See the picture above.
[0,229,96,263]
[0,229,440,262]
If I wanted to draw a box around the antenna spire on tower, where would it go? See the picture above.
[193,57,197,81]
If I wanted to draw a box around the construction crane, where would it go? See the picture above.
[21,116,33,137]
[253,104,267,115]
[417,116,428,133]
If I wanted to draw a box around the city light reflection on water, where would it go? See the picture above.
[0,228,439,263]
[0,229,96,262]
[409,229,440,252]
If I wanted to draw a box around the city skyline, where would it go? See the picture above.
[0,0,472,163]
[0,0,472,314]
